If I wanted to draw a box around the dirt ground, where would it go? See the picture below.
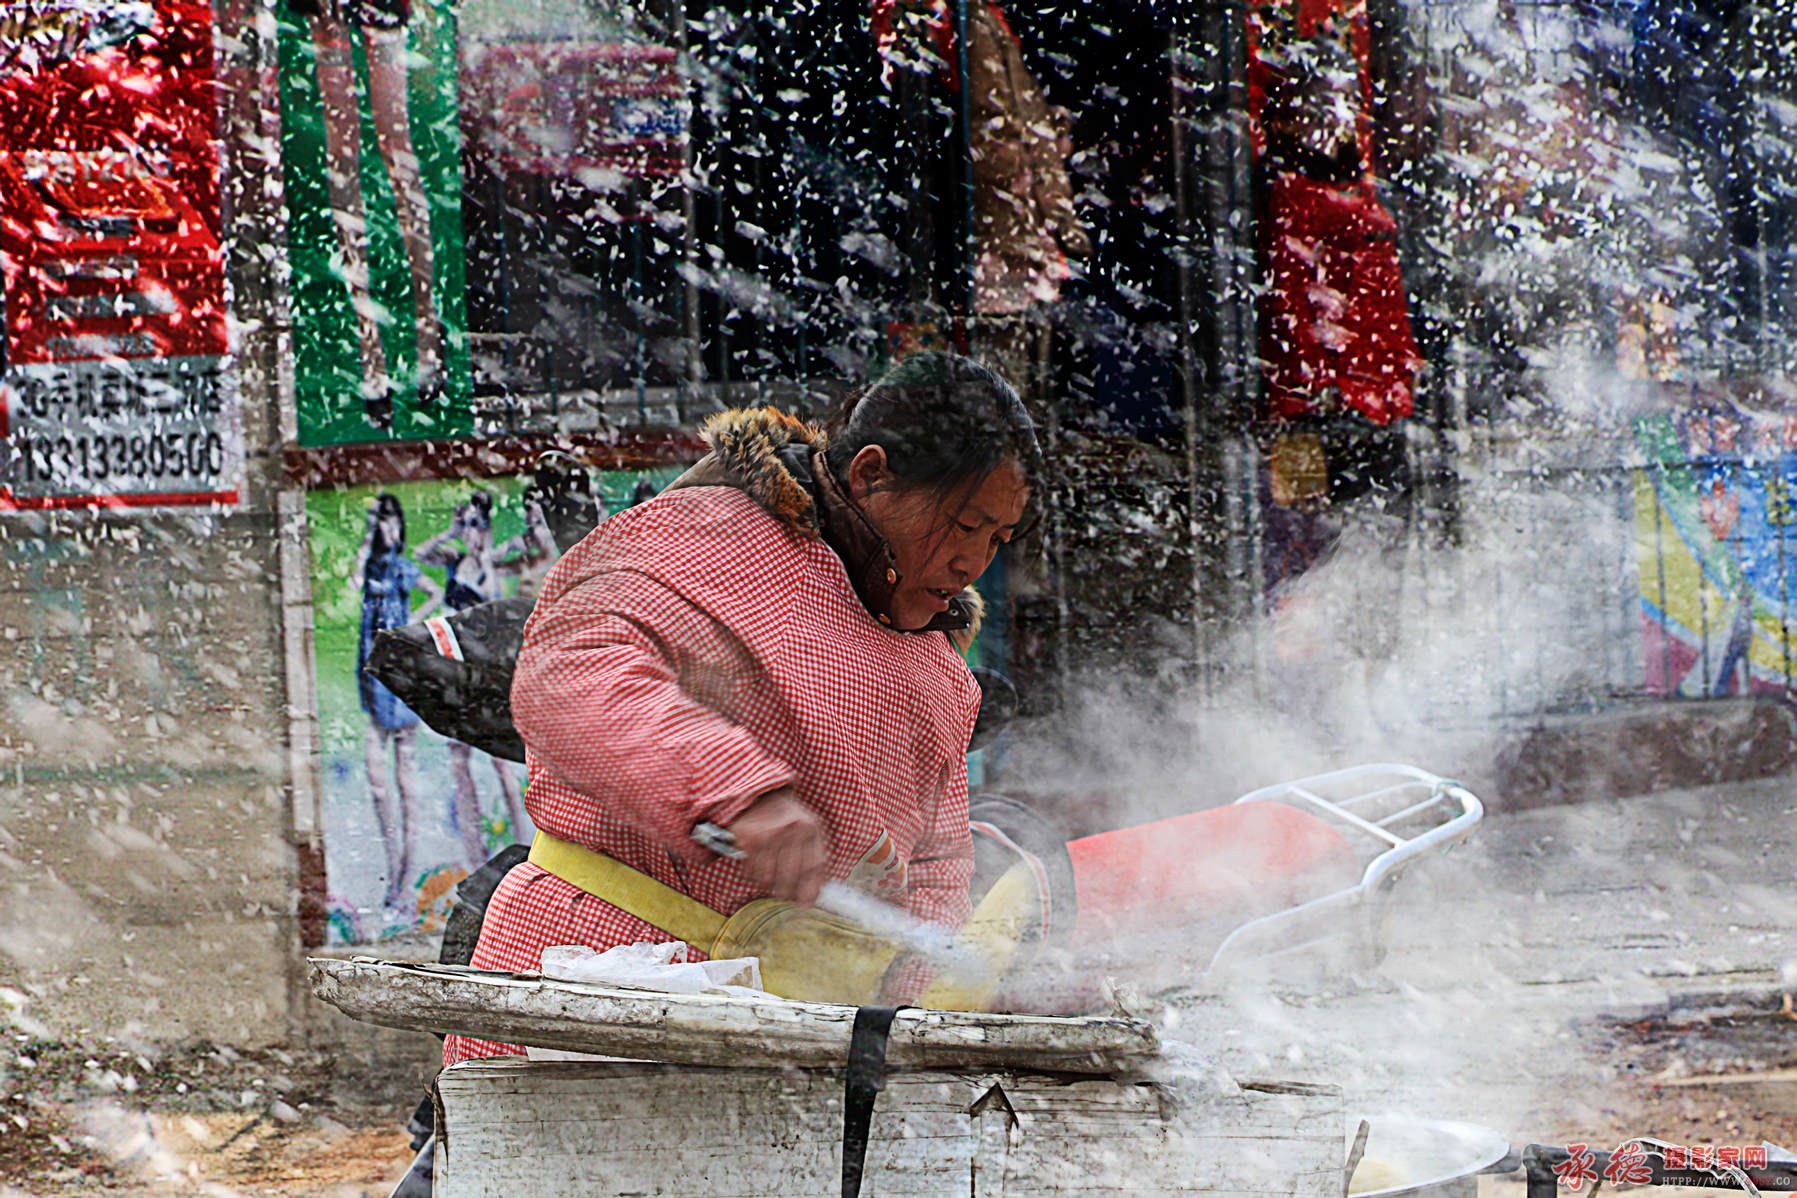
[5,993,1797,1196]
[0,1037,418,1197]
[1550,992,1797,1167]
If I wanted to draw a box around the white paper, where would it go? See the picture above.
[537,940,764,996]
[525,942,768,1063]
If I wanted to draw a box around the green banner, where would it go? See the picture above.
[278,3,474,445]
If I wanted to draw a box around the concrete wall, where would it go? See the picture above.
[0,2,305,1048]
[0,510,297,1044]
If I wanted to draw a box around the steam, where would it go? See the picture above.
[1003,388,1640,830]
[989,353,1700,1144]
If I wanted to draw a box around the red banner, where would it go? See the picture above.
[0,0,237,508]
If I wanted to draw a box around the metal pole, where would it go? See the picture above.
[747,48,765,406]
[675,0,700,424]
[1169,23,1204,671]
[632,213,647,425]
[953,0,977,317]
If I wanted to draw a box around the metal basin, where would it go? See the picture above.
[1349,1116,1514,1198]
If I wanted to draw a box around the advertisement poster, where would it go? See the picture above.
[277,0,473,446]
[307,465,679,944]
[1635,409,1797,699]
[454,29,687,410]
[459,40,686,180]
[0,0,241,509]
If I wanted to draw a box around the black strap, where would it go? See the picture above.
[841,1005,910,1198]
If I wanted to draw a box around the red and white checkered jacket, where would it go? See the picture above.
[445,452,979,1065]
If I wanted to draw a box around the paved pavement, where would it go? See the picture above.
[1165,773,1797,1146]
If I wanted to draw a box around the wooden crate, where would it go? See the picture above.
[433,1059,1343,1197]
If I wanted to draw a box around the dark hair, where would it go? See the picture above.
[463,489,494,531]
[370,492,405,554]
[823,352,1042,503]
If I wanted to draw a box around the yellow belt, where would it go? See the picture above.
[526,828,1029,1010]
[527,829,727,948]
[526,828,907,1004]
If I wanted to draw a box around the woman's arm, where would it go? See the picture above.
[495,520,556,576]
[902,753,977,931]
[413,512,462,568]
[349,538,371,597]
[511,557,802,868]
[880,750,978,1003]
[409,570,444,622]
[349,508,377,595]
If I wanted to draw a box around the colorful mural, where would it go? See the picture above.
[306,465,680,945]
[1635,408,1797,698]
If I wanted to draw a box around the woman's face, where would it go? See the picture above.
[853,451,1031,631]
[457,502,492,547]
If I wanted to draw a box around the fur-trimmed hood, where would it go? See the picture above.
[673,406,824,538]
[665,407,985,650]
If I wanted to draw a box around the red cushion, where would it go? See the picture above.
[1065,801,1362,947]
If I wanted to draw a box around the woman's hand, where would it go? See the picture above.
[726,788,829,905]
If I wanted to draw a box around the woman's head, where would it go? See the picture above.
[457,490,495,542]
[369,492,405,554]
[824,352,1039,630]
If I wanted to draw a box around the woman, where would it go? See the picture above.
[494,484,566,600]
[349,492,443,910]
[416,491,499,613]
[445,351,1037,1064]
[416,491,528,866]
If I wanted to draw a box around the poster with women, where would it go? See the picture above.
[304,465,678,944]
[277,0,474,445]
[0,0,242,508]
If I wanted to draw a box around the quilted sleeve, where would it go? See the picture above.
[880,755,976,1003]
[881,682,979,1002]
[511,501,804,864]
